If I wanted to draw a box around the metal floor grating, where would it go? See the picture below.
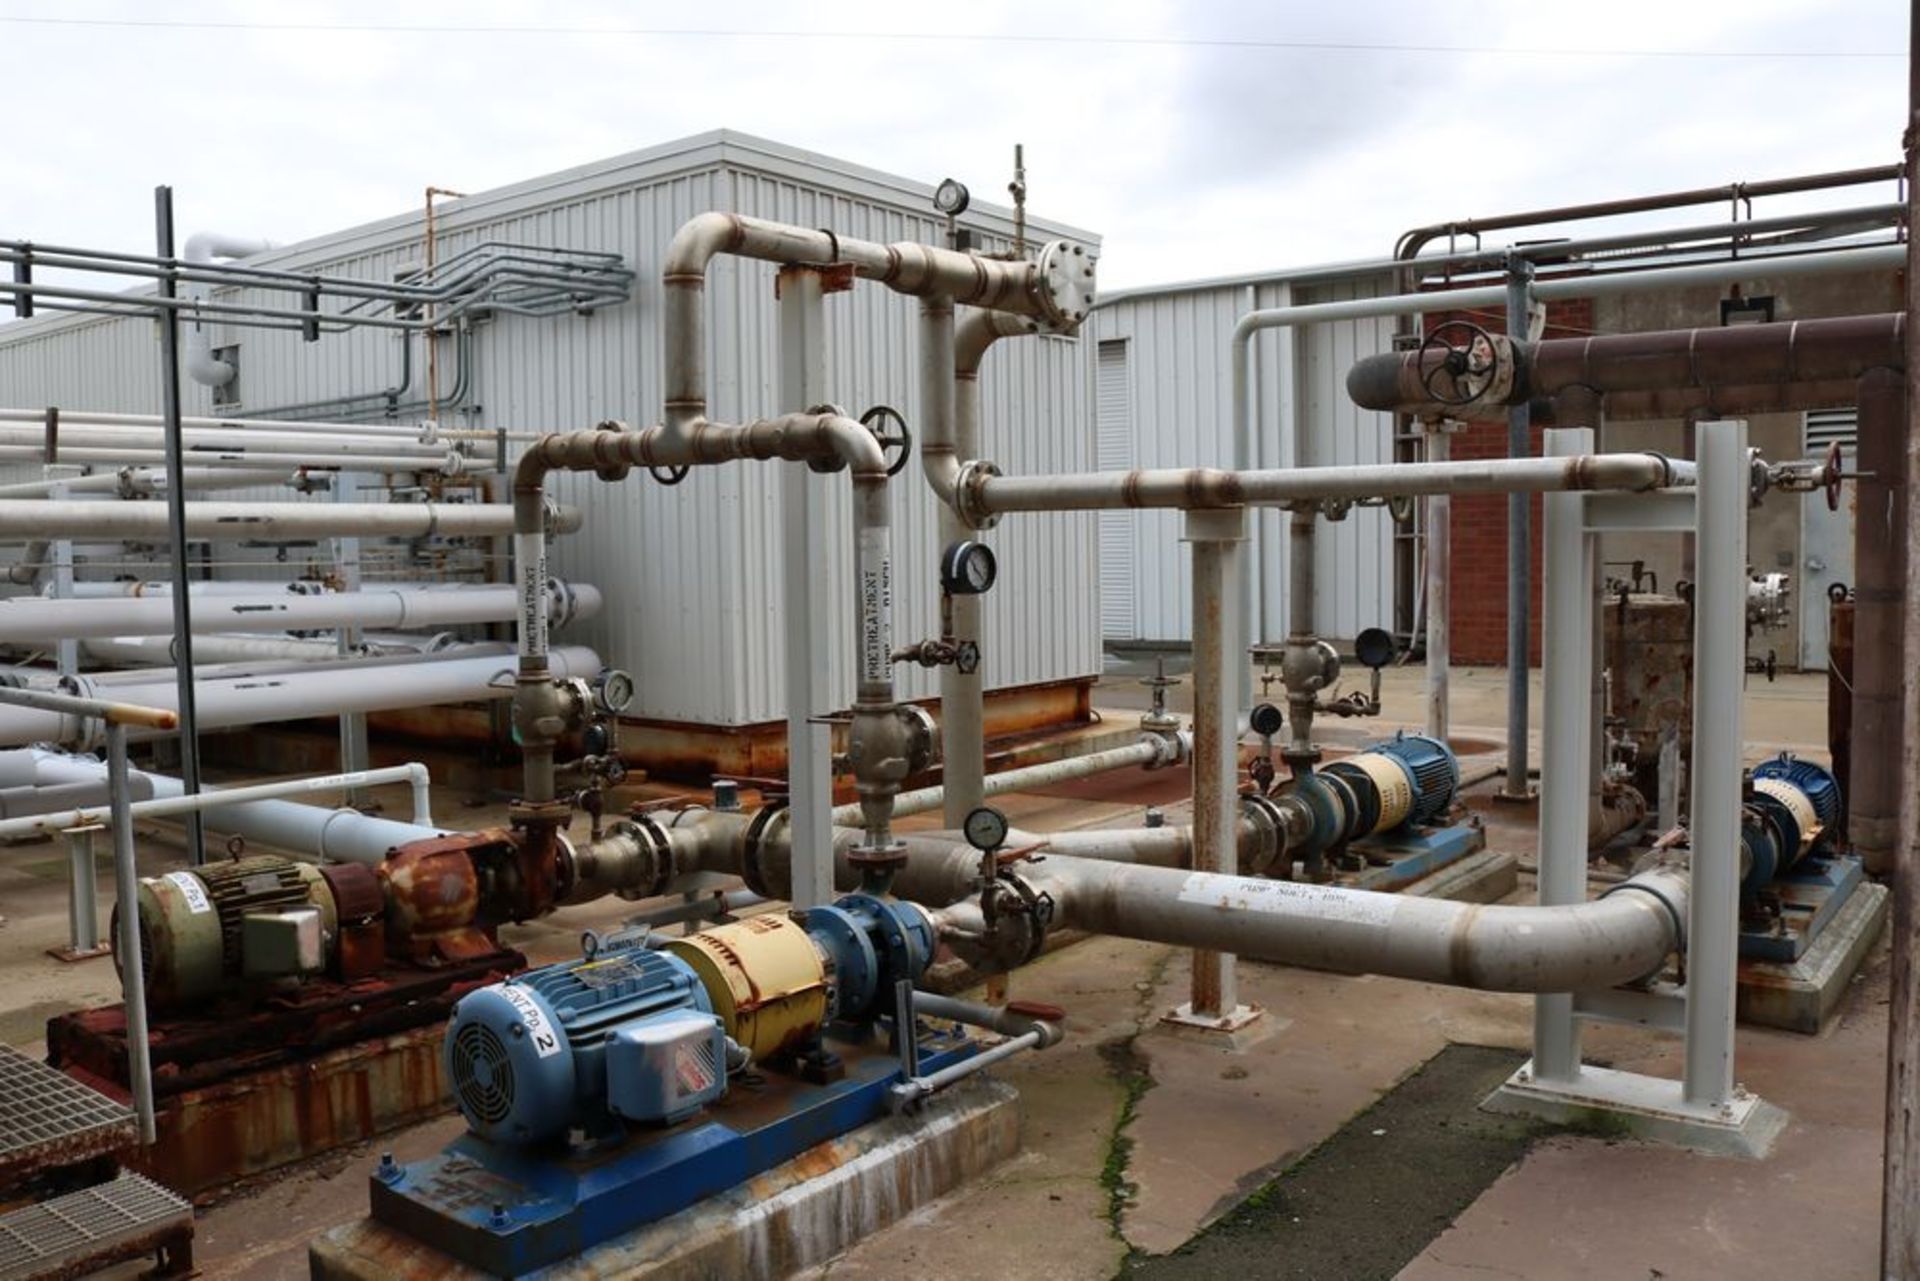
[0,1044,133,1182]
[0,1172,190,1280]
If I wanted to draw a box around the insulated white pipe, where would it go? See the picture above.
[0,644,602,748]
[0,581,599,641]
[0,407,434,442]
[183,232,274,389]
[0,423,450,457]
[0,446,462,475]
[79,631,478,666]
[0,500,581,541]
[0,467,300,499]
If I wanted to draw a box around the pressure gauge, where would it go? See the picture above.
[593,668,635,715]
[933,178,971,217]
[1249,703,1285,738]
[963,805,1009,853]
[940,540,998,596]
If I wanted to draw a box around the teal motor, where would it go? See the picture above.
[1741,754,1843,893]
[445,933,723,1145]
[1295,732,1461,852]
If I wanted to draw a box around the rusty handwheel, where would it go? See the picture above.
[1417,320,1499,405]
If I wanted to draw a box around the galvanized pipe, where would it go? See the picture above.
[1504,259,1535,800]
[0,499,580,541]
[962,452,1691,518]
[1423,422,1452,743]
[0,581,598,642]
[105,723,155,1145]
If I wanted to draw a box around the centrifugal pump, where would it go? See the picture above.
[443,892,933,1145]
[1740,753,1842,895]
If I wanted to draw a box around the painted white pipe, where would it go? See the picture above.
[0,581,599,641]
[0,446,463,475]
[0,499,581,540]
[184,232,275,389]
[0,467,300,499]
[0,644,603,748]
[79,630,478,666]
[60,578,488,599]
[0,407,435,443]
[0,424,451,458]
[0,761,435,842]
[28,751,438,864]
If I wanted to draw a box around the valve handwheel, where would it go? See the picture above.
[648,461,691,487]
[1417,320,1500,406]
[1824,440,1844,513]
[860,404,914,478]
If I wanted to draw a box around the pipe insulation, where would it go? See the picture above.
[0,581,599,642]
[0,644,603,748]
[0,500,581,541]
[79,631,482,666]
[183,232,274,389]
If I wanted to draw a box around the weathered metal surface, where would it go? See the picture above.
[1739,878,1889,1034]
[1852,367,1905,873]
[378,833,497,957]
[1602,593,1693,807]
[319,861,389,981]
[0,1171,192,1280]
[0,1044,134,1188]
[1829,596,1854,840]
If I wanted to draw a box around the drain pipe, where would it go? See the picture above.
[184,233,273,388]
[889,992,1064,1111]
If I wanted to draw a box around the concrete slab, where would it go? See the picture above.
[1740,878,1890,1034]
[1483,1063,1787,1159]
[310,1077,1021,1281]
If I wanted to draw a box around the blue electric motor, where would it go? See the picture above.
[1312,731,1461,844]
[446,935,723,1145]
[1742,754,1843,891]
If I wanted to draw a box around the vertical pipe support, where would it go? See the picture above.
[106,723,156,1146]
[1682,419,1748,1109]
[60,825,103,958]
[1166,506,1259,1032]
[332,470,370,808]
[1532,426,1594,1085]
[1423,419,1453,743]
[778,265,838,908]
[1852,367,1906,873]
[154,186,206,865]
[1503,257,1537,801]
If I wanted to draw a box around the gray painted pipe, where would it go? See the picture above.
[183,232,275,388]
[0,581,599,641]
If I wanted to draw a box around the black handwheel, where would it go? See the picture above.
[1417,321,1499,406]
[648,462,691,486]
[1824,440,1844,512]
[1828,581,1851,604]
[860,405,913,477]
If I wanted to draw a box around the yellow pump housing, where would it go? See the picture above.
[662,914,829,1060]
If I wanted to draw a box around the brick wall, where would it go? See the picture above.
[1425,295,1596,666]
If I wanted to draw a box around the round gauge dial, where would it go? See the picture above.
[962,805,1010,853]
[940,540,998,596]
[594,668,636,714]
[1248,702,1285,738]
[934,178,971,216]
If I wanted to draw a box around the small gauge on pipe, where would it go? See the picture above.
[940,540,998,596]
[1249,702,1285,738]
[963,805,1009,853]
[933,178,971,217]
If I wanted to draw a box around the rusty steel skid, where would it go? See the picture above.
[46,947,523,1102]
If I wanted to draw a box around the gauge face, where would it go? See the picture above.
[934,178,971,216]
[1353,628,1395,671]
[1248,702,1284,737]
[963,805,1009,852]
[595,669,636,714]
[941,540,997,596]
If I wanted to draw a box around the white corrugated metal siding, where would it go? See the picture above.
[0,132,1101,727]
[1087,270,1400,647]
[1094,339,1136,638]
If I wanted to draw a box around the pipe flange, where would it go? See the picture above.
[1238,792,1287,876]
[953,459,1003,531]
[591,419,633,483]
[1031,240,1096,333]
[612,812,674,900]
[740,800,788,898]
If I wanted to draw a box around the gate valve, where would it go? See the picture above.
[1416,320,1501,405]
[859,404,914,478]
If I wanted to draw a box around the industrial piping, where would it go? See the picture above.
[0,499,581,541]
[183,231,274,388]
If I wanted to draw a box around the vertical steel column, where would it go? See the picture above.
[154,186,205,865]
[60,826,102,957]
[1682,420,1747,1109]
[1423,421,1451,743]
[1503,258,1537,800]
[1532,426,1593,1084]
[942,313,983,829]
[1178,506,1253,1026]
[106,722,155,1145]
[778,265,834,908]
[1853,368,1906,874]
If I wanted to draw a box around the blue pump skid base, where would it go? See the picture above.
[1347,820,1487,892]
[1739,852,1866,963]
[368,1032,977,1278]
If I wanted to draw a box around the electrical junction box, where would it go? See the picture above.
[241,907,324,980]
[605,1009,727,1125]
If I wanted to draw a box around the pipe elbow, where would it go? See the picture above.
[662,212,744,283]
[955,310,1039,377]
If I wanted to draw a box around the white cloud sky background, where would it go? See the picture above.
[0,0,1906,289]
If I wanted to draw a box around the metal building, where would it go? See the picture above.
[0,131,1102,739]
[1088,268,1402,650]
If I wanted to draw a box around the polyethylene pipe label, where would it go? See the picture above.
[516,533,547,658]
[1177,873,1398,927]
[499,983,563,1058]
[162,870,212,915]
[857,528,893,685]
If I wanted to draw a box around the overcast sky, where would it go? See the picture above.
[0,0,1906,291]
